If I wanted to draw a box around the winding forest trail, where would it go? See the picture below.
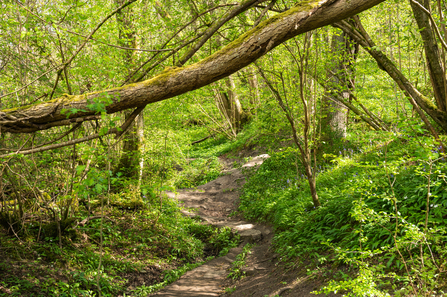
[151,155,339,297]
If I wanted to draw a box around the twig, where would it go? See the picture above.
[131,34,203,84]
[0,64,62,100]
[64,29,173,53]
[122,4,235,85]
[2,0,137,101]
[0,123,80,152]
[191,134,215,145]
[254,4,285,12]
[177,0,266,66]
[253,0,277,27]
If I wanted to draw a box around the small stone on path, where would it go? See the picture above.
[239,229,262,242]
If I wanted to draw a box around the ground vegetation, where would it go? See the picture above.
[1,1,447,296]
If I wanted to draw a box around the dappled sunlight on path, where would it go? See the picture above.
[151,155,270,296]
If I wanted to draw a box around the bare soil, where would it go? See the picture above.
[151,155,342,297]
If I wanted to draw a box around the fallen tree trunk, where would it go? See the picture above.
[0,0,385,134]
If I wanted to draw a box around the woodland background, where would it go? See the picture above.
[1,0,447,296]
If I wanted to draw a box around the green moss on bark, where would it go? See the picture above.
[196,1,319,66]
[0,1,320,118]
[2,93,90,114]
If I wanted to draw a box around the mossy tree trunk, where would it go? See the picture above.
[0,0,388,138]
[215,75,244,136]
[410,0,447,113]
[114,0,145,179]
[322,24,359,142]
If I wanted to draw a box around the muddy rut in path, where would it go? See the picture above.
[151,155,340,297]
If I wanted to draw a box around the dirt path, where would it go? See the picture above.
[151,155,339,297]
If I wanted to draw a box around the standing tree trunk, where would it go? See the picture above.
[410,0,447,112]
[322,24,358,141]
[247,66,261,106]
[115,0,144,179]
[226,75,243,134]
[215,75,243,137]
[212,27,244,137]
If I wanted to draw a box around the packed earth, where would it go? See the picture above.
[153,155,340,297]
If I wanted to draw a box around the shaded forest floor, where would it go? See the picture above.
[0,153,339,297]
[2,127,447,297]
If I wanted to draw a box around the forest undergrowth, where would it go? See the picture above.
[1,117,447,296]
[0,188,240,296]
[0,124,242,297]
[3,1,447,296]
[238,122,447,296]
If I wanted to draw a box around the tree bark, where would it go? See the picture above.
[0,0,386,134]
[410,0,447,112]
[334,18,447,132]
[115,0,144,179]
[322,29,358,139]
[216,75,243,134]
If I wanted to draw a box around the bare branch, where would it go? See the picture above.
[253,0,277,27]
[123,4,237,84]
[0,123,82,152]
[177,0,268,66]
[64,29,173,53]
[0,106,145,158]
